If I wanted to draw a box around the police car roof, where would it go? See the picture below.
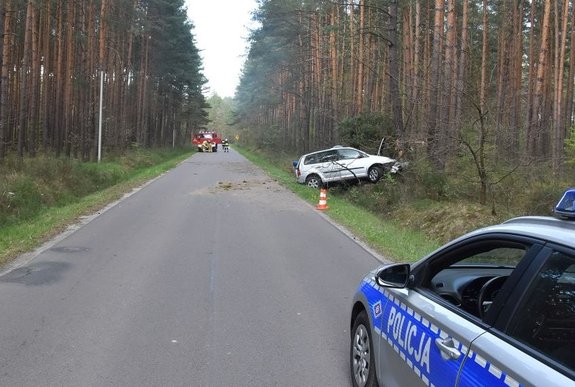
[409,215,575,270]
[477,216,575,248]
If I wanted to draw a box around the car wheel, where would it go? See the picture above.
[305,175,322,189]
[368,166,383,183]
[350,311,378,387]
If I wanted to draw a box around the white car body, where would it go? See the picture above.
[294,146,397,188]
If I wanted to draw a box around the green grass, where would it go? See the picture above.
[0,145,441,268]
[0,149,193,267]
[235,147,440,262]
[234,143,575,264]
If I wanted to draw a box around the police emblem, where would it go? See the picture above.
[373,301,382,318]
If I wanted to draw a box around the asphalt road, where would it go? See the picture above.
[0,148,386,386]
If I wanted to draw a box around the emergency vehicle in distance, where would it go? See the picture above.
[350,188,575,387]
[192,131,222,152]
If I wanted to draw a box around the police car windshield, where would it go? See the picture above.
[451,263,516,269]
[456,247,525,267]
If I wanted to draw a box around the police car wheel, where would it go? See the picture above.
[368,166,383,183]
[350,311,378,387]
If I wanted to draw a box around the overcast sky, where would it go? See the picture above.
[185,0,258,98]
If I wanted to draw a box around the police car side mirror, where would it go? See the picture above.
[376,264,410,288]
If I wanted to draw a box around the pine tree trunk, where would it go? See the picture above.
[455,0,468,142]
[329,6,338,143]
[18,0,35,159]
[348,2,356,116]
[566,6,575,134]
[356,0,365,114]
[445,0,457,145]
[553,0,569,172]
[478,0,489,205]
[29,1,40,157]
[0,0,6,162]
[64,0,76,157]
[527,0,551,158]
[495,1,509,158]
[54,0,65,156]
[41,0,52,151]
[510,0,524,158]
[87,0,96,159]
[411,1,422,138]
[427,0,445,169]
[388,0,405,148]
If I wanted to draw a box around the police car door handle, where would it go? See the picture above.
[435,338,461,361]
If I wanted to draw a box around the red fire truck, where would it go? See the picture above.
[192,131,222,152]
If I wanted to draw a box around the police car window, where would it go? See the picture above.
[454,247,525,266]
[426,244,527,319]
[506,251,575,372]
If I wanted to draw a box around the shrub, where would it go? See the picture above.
[0,148,190,228]
[339,112,395,155]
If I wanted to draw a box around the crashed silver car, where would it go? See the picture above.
[293,146,399,188]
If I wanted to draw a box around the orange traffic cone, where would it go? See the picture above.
[316,188,329,210]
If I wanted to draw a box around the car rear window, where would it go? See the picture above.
[304,154,320,164]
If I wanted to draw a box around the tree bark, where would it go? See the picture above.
[388,0,405,150]
[18,0,35,158]
[445,0,457,143]
[356,0,365,114]
[566,4,575,134]
[54,0,65,156]
[427,0,445,169]
[41,0,52,151]
[64,0,76,157]
[454,0,468,141]
[29,0,40,157]
[527,0,551,158]
[553,0,569,172]
[0,0,6,162]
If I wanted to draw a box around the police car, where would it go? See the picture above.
[350,189,575,387]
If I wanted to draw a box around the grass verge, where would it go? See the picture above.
[0,150,193,268]
[235,147,440,262]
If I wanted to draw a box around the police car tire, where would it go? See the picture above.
[368,166,383,183]
[350,311,378,387]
